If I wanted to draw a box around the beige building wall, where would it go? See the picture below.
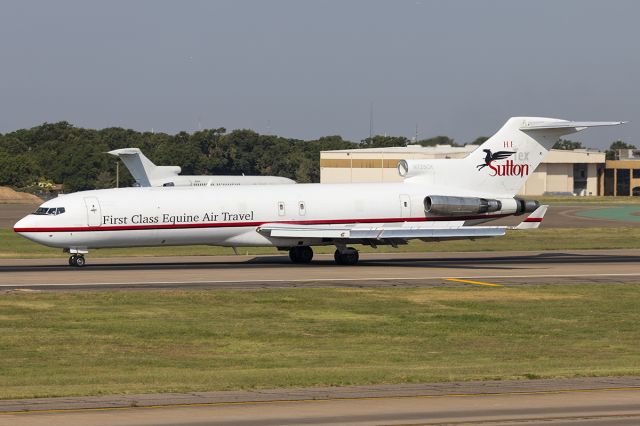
[520,163,547,195]
[546,163,573,193]
[586,163,599,195]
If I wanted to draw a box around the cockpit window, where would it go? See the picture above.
[34,207,65,215]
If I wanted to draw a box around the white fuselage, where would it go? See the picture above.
[13,182,510,251]
[154,175,296,187]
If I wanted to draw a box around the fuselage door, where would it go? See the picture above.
[84,197,102,227]
[400,194,411,218]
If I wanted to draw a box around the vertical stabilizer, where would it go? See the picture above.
[108,148,181,187]
[405,117,624,197]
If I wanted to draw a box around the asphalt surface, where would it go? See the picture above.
[2,377,639,426]
[0,202,39,228]
[1,249,639,290]
[3,203,640,425]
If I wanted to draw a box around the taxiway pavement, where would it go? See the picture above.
[1,249,639,290]
[2,377,639,425]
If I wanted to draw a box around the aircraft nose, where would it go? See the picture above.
[13,215,30,233]
[14,214,39,236]
[13,214,52,246]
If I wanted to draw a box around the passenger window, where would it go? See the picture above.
[298,201,306,216]
[278,202,285,216]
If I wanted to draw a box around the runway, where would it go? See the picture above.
[1,249,640,290]
[2,377,640,425]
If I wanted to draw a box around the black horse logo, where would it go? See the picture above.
[477,149,515,170]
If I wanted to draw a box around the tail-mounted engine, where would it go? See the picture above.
[424,195,540,216]
[514,198,540,215]
[424,196,502,216]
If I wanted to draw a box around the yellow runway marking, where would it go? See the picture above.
[446,278,502,287]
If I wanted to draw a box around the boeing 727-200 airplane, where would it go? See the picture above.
[14,117,625,267]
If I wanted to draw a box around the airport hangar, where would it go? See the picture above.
[319,145,639,197]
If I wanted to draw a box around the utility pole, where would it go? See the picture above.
[369,102,374,140]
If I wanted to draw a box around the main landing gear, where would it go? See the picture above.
[289,246,314,264]
[68,254,86,267]
[334,247,359,266]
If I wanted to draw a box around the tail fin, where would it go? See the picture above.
[405,117,624,197]
[108,148,181,187]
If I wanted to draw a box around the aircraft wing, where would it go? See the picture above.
[258,222,506,240]
[257,205,548,242]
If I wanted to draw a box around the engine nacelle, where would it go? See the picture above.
[514,198,540,215]
[424,195,502,216]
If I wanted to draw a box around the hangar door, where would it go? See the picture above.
[84,197,102,227]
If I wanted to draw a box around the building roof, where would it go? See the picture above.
[321,145,605,163]
[322,144,477,154]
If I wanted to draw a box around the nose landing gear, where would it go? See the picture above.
[68,254,86,267]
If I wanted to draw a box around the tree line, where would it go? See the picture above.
[0,121,633,192]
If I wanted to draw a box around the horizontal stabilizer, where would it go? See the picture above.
[520,121,626,131]
[514,205,548,230]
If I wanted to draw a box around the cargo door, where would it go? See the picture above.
[84,197,102,227]
[400,194,411,218]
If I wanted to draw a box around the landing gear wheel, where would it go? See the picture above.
[334,248,359,265]
[69,254,86,267]
[289,246,313,264]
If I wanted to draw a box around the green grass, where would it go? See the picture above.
[2,227,640,259]
[1,285,640,399]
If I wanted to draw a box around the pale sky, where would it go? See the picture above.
[0,0,637,148]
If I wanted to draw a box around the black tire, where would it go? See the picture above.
[297,246,313,263]
[343,248,359,265]
[68,255,76,266]
[334,248,359,265]
[288,247,299,263]
[74,256,86,267]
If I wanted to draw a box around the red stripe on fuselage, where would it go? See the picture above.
[14,213,511,233]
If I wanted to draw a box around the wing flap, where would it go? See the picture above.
[268,228,351,238]
[259,222,506,240]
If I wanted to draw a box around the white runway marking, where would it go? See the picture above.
[2,272,640,287]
